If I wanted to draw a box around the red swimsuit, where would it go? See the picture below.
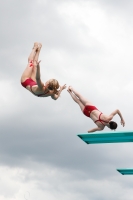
[21,78,49,97]
[83,105,108,125]
[21,60,49,96]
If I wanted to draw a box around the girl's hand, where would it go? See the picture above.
[121,119,125,127]
[60,84,67,90]
[35,60,41,67]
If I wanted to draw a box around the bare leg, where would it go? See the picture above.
[34,43,42,63]
[69,86,93,106]
[21,43,38,83]
[67,88,84,112]
[28,42,38,62]
[31,43,42,81]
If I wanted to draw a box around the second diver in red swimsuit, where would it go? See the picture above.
[67,86,125,132]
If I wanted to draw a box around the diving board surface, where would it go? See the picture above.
[77,131,133,144]
[117,168,133,175]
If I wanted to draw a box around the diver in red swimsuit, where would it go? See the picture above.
[21,42,66,99]
[67,86,125,133]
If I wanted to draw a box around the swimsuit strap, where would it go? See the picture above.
[95,113,109,125]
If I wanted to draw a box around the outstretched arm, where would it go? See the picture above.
[88,127,104,133]
[108,109,125,127]
[51,84,66,100]
[36,61,44,89]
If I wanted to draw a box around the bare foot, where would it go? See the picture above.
[33,42,38,47]
[32,42,39,52]
[38,43,42,49]
[67,86,72,93]
[68,86,73,91]
[35,43,42,52]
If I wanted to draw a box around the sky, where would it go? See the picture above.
[0,0,133,199]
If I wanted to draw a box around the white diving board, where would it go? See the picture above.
[77,131,133,144]
[117,168,133,175]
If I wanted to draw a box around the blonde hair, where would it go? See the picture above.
[48,79,59,95]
